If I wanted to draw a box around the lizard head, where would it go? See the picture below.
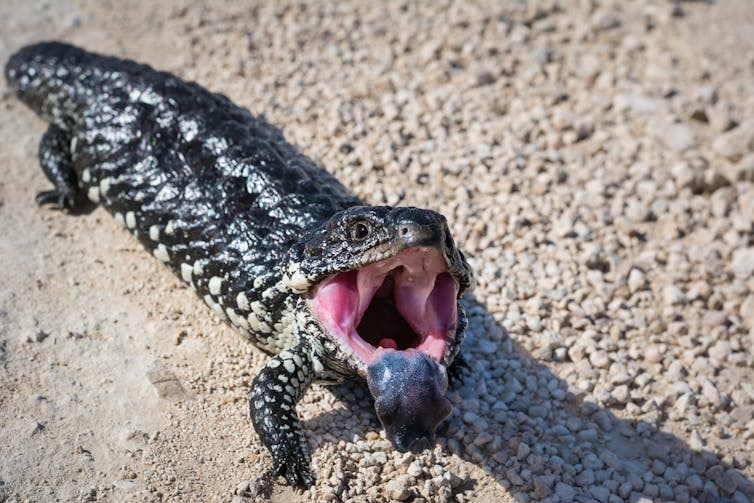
[282,205,474,452]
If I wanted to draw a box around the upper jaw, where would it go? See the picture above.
[282,206,475,298]
[306,247,459,368]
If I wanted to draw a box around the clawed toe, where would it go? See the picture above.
[35,189,75,210]
[275,457,315,488]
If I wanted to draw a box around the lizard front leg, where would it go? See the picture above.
[249,339,321,487]
[36,123,79,209]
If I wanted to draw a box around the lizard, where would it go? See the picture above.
[4,41,475,487]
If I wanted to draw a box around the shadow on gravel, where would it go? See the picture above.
[443,297,754,502]
[65,198,98,216]
[308,296,754,502]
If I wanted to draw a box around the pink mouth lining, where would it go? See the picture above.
[307,248,458,365]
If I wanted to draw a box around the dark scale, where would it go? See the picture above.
[5,42,476,487]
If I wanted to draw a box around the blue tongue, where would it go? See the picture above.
[366,349,452,453]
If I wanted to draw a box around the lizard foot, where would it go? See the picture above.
[35,189,76,210]
[271,438,316,488]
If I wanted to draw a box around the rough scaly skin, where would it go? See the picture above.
[5,42,475,487]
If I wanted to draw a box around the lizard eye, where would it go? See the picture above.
[349,221,371,242]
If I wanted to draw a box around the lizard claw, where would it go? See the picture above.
[35,189,76,210]
[272,440,316,488]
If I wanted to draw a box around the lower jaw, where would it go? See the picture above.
[342,330,450,368]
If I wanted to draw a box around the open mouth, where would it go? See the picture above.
[307,247,458,365]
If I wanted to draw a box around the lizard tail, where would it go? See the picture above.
[4,41,132,126]
[5,41,96,125]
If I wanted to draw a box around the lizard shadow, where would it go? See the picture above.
[66,198,98,216]
[35,196,98,216]
[304,295,754,502]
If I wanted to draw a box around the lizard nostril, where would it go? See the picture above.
[400,226,409,236]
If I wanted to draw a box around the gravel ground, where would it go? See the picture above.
[1,1,753,502]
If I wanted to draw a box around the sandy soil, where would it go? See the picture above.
[1,1,753,502]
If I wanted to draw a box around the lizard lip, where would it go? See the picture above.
[307,247,458,364]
